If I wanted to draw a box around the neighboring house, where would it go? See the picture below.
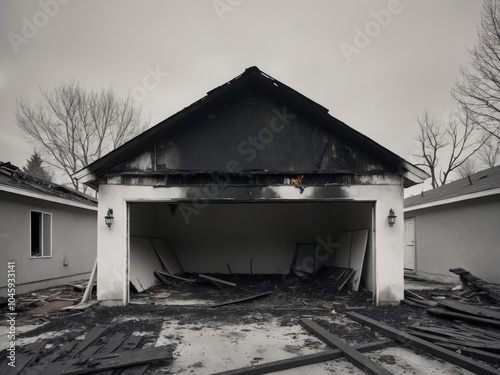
[0,162,97,296]
[74,66,428,306]
[404,165,500,284]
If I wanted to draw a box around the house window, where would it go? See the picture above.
[30,211,52,258]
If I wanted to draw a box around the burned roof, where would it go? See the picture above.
[405,164,500,209]
[0,161,97,208]
[74,66,428,188]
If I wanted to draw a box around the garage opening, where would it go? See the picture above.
[128,201,375,303]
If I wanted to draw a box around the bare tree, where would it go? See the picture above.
[453,0,500,141]
[456,158,478,178]
[16,82,148,191]
[477,136,500,167]
[413,109,485,188]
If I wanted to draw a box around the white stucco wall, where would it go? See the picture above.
[97,177,404,305]
[0,191,97,296]
[405,195,500,284]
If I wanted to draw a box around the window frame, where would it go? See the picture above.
[30,210,52,258]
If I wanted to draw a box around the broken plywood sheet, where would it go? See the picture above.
[130,237,162,292]
[331,229,368,291]
[150,238,183,276]
[332,232,352,268]
[294,243,316,274]
[349,229,369,291]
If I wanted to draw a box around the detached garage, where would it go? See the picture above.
[74,67,427,306]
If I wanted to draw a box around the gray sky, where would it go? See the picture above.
[0,0,485,193]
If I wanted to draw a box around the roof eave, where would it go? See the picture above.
[0,184,97,211]
[404,187,500,212]
[402,161,430,188]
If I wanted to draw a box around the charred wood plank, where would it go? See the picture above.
[406,297,438,307]
[97,333,129,355]
[435,342,500,365]
[407,331,500,353]
[154,270,195,283]
[428,308,500,328]
[347,311,500,375]
[210,292,271,308]
[97,334,142,375]
[438,300,500,321]
[70,325,111,357]
[4,340,46,375]
[211,339,397,375]
[299,319,394,375]
[39,342,77,364]
[35,346,171,375]
[404,290,425,300]
[199,274,237,287]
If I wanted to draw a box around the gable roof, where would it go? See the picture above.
[74,66,428,189]
[0,161,97,210]
[405,164,500,211]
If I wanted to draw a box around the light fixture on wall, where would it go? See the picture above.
[105,208,114,228]
[388,209,397,227]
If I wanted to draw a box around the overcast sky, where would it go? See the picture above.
[0,0,486,194]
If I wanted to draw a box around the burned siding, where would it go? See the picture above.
[109,90,390,181]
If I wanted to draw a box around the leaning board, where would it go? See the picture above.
[130,237,162,292]
[349,229,369,291]
[150,238,183,276]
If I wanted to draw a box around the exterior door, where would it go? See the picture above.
[404,218,415,271]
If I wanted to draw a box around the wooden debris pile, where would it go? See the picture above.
[450,268,500,303]
[211,312,500,375]
[311,266,355,292]
[406,321,500,366]
[0,281,97,327]
[4,325,172,375]
[400,269,500,369]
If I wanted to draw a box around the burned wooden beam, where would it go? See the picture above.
[5,340,46,375]
[427,308,500,328]
[210,292,271,308]
[70,325,111,357]
[299,319,394,375]
[154,270,195,283]
[436,342,500,366]
[437,300,500,321]
[35,346,171,375]
[199,274,237,287]
[406,331,500,353]
[346,311,500,375]
[211,340,397,375]
[406,297,438,308]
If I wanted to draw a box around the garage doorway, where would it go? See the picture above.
[127,201,375,299]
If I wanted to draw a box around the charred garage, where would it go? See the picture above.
[74,67,428,306]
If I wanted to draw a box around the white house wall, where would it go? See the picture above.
[97,177,404,305]
[0,191,97,296]
[405,195,500,284]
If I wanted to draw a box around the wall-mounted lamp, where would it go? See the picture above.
[105,208,114,229]
[388,209,397,227]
